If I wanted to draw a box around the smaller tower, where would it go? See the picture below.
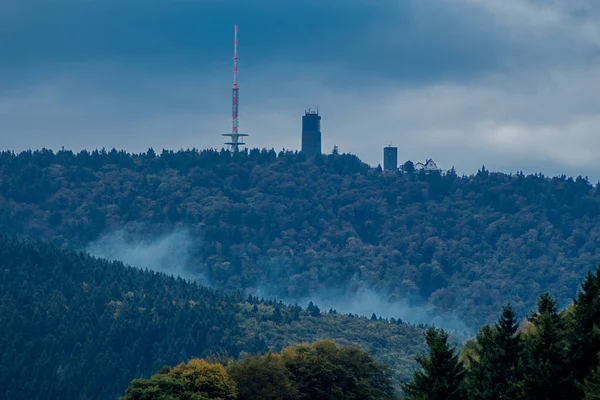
[301,109,322,158]
[383,144,398,171]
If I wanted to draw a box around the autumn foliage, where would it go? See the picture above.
[120,340,396,400]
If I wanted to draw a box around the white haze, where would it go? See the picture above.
[87,228,473,335]
[256,286,473,337]
[86,228,209,285]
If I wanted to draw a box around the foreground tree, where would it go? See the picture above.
[402,328,465,400]
[569,264,600,395]
[581,359,600,400]
[119,359,238,400]
[520,293,571,400]
[227,352,297,400]
[466,304,522,399]
[280,340,397,400]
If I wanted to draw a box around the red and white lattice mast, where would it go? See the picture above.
[223,24,248,152]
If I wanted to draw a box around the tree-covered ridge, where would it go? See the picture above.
[1,148,600,326]
[0,235,425,400]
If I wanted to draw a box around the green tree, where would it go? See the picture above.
[271,306,284,324]
[583,357,600,400]
[281,340,397,400]
[119,359,238,400]
[307,301,321,317]
[402,328,465,400]
[402,160,415,174]
[568,264,600,395]
[520,293,571,400]
[466,304,521,399]
[227,352,297,400]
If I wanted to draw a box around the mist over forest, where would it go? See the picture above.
[87,227,472,334]
[2,147,600,399]
[86,228,210,285]
[2,148,599,327]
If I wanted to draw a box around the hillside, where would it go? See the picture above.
[0,235,425,400]
[1,148,599,327]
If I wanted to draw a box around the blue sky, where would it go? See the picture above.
[1,0,599,180]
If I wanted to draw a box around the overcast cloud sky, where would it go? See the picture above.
[1,0,599,180]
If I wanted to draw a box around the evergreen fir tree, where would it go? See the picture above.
[307,301,321,317]
[402,328,465,400]
[467,304,521,400]
[520,293,572,400]
[569,264,600,395]
[583,356,600,400]
[271,306,283,324]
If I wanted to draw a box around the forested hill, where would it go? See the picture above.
[1,148,599,326]
[0,235,425,400]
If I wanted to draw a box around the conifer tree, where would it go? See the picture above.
[569,264,600,394]
[307,301,321,317]
[520,293,571,400]
[583,356,600,400]
[271,306,284,324]
[467,304,521,400]
[402,328,465,400]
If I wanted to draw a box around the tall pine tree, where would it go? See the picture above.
[520,293,572,400]
[467,304,521,400]
[582,356,600,400]
[402,328,465,400]
[569,264,600,395]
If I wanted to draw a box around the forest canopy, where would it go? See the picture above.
[1,148,598,327]
[2,147,600,399]
[0,235,425,400]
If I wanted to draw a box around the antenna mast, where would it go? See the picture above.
[223,24,248,152]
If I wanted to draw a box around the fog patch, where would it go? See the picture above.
[313,288,472,336]
[86,228,209,285]
[256,285,474,339]
[87,228,472,337]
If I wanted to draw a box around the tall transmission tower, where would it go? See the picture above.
[222,24,248,152]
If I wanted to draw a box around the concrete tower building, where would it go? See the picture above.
[301,109,322,158]
[383,145,398,171]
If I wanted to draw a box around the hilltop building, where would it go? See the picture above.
[383,145,398,171]
[414,159,440,171]
[301,109,322,158]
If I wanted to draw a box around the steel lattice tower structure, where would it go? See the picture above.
[222,24,248,152]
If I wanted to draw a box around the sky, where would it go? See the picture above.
[1,0,599,180]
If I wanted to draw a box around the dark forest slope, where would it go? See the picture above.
[1,148,599,326]
[0,236,424,400]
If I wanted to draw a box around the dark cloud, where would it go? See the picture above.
[0,0,599,181]
[0,0,511,83]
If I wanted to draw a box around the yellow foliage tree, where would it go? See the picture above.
[119,359,237,400]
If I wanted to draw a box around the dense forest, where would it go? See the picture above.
[117,262,600,399]
[0,235,425,400]
[1,148,598,326]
